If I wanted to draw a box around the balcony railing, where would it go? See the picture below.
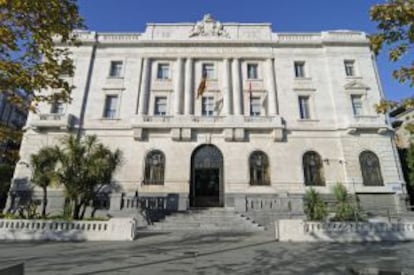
[30,113,75,130]
[346,115,389,134]
[133,115,283,129]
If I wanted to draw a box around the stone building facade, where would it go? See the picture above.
[10,15,406,215]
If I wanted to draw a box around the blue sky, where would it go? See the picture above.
[78,0,412,101]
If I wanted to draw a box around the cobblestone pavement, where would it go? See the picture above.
[1,232,414,274]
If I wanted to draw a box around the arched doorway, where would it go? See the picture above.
[190,144,224,207]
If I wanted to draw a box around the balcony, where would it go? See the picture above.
[132,115,284,142]
[132,115,283,129]
[346,115,390,134]
[30,113,75,130]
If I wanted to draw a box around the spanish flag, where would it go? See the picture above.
[196,70,207,99]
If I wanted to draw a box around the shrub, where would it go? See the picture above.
[304,188,328,221]
[332,183,364,221]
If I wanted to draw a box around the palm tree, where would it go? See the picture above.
[30,147,59,218]
[54,135,122,220]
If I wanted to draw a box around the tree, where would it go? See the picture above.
[0,0,84,146]
[30,147,58,218]
[407,143,414,185]
[370,0,414,112]
[0,163,14,211]
[54,135,122,220]
[303,188,328,221]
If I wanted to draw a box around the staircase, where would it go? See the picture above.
[138,208,265,233]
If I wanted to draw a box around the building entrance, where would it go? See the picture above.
[190,145,223,207]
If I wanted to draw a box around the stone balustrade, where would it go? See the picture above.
[123,196,167,210]
[0,218,136,241]
[276,219,414,242]
[65,30,368,45]
[133,115,283,129]
[30,113,75,130]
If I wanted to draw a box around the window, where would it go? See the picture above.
[298,96,310,119]
[157,64,169,80]
[303,151,325,186]
[247,64,258,79]
[344,60,355,77]
[359,151,383,186]
[154,97,167,116]
[103,95,118,119]
[294,61,305,78]
[50,102,64,114]
[250,96,261,116]
[202,96,214,116]
[249,151,270,185]
[144,150,165,185]
[109,61,123,77]
[202,63,215,80]
[351,95,363,116]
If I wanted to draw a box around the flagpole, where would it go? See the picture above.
[249,81,252,116]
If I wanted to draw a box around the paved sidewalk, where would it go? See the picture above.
[0,231,413,274]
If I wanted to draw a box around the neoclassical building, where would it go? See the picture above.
[11,15,406,215]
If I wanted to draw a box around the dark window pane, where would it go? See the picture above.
[144,150,165,185]
[249,151,270,185]
[303,151,325,186]
[359,151,383,186]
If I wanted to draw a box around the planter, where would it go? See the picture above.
[0,218,137,241]
[276,219,414,242]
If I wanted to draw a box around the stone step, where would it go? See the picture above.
[157,221,262,228]
[147,224,264,231]
[163,216,253,222]
[140,208,266,233]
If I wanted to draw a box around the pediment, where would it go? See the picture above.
[344,80,370,90]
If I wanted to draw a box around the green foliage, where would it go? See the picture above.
[370,0,414,113]
[332,183,364,222]
[17,201,40,219]
[0,0,84,111]
[0,212,19,219]
[53,135,122,220]
[407,143,414,186]
[0,163,13,193]
[370,0,414,85]
[304,188,328,221]
[30,147,59,218]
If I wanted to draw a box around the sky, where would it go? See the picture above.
[78,0,412,101]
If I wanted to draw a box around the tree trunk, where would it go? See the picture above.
[80,200,88,220]
[73,198,81,220]
[42,187,47,218]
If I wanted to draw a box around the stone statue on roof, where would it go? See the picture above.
[189,14,229,38]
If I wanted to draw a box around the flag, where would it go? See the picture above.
[196,69,207,99]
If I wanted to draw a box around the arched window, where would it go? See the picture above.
[359,151,383,186]
[144,150,165,185]
[303,151,325,186]
[249,151,270,185]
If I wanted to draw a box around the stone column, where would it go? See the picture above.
[232,58,242,115]
[174,58,185,115]
[184,58,194,115]
[138,58,151,115]
[222,58,232,115]
[265,58,278,116]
